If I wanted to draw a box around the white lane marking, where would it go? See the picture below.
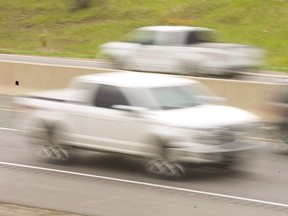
[0,107,26,112]
[0,127,18,132]
[0,161,287,208]
[0,107,14,111]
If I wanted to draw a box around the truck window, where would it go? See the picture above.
[155,31,185,46]
[186,30,216,44]
[94,85,130,108]
[186,32,199,44]
[122,30,155,45]
[148,85,201,110]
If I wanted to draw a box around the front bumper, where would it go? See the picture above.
[168,138,266,163]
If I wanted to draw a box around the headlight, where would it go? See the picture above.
[172,127,216,143]
[185,127,223,144]
[230,121,264,139]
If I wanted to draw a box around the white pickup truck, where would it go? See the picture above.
[99,26,265,77]
[13,71,264,177]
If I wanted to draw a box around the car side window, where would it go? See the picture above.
[123,30,155,45]
[186,30,216,44]
[186,31,199,44]
[155,31,185,46]
[94,85,130,108]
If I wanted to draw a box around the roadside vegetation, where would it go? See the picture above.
[0,0,287,71]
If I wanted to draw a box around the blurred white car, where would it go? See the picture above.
[13,71,264,177]
[99,26,265,77]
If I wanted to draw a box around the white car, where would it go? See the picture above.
[13,71,264,177]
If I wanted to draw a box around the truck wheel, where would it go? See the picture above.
[143,137,186,178]
[108,56,125,70]
[33,125,71,162]
[271,139,288,153]
[181,61,204,77]
[280,132,288,145]
[35,144,70,162]
[215,154,238,169]
[144,160,185,178]
[270,124,288,153]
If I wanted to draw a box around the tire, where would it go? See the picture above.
[182,64,200,77]
[271,137,288,153]
[181,61,207,77]
[143,138,186,178]
[108,56,126,70]
[280,128,288,145]
[271,123,288,153]
[33,124,71,162]
[214,154,238,169]
[35,144,70,162]
[144,159,185,178]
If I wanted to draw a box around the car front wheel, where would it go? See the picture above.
[144,159,185,178]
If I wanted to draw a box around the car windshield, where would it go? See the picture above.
[148,84,215,110]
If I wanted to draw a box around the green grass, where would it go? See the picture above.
[0,0,287,71]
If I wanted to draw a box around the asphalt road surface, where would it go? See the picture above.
[0,51,287,215]
[0,96,288,215]
[1,128,288,216]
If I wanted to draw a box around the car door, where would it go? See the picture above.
[130,30,185,72]
[86,84,150,156]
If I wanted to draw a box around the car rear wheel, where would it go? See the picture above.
[35,144,70,162]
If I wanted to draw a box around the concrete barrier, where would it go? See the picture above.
[0,61,285,121]
[0,61,110,95]
[190,76,287,121]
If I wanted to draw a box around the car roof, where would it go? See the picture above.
[137,25,212,32]
[73,71,198,88]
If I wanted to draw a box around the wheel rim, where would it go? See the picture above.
[33,128,70,161]
[35,145,70,161]
[144,160,185,177]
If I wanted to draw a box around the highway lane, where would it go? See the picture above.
[0,53,288,83]
[1,163,286,216]
[1,96,288,215]
[0,161,287,216]
[0,125,288,215]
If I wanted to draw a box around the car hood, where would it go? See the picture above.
[146,104,260,128]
